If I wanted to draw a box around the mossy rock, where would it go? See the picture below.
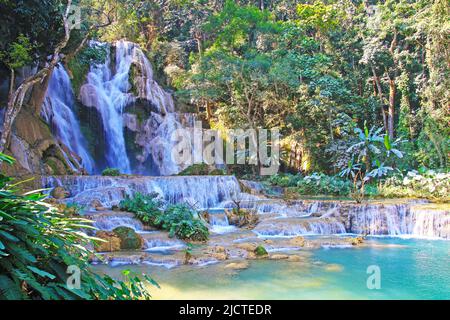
[209,168,226,175]
[254,245,268,257]
[178,164,226,176]
[95,231,121,252]
[112,226,144,250]
[178,163,210,176]
[102,168,121,176]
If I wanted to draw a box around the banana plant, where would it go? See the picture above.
[383,134,405,159]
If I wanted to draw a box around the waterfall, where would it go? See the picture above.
[208,209,237,234]
[346,204,450,239]
[43,175,242,209]
[79,41,132,173]
[43,175,449,239]
[79,40,190,175]
[254,218,347,237]
[42,64,95,173]
[88,211,144,232]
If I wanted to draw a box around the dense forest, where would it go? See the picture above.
[0,0,449,301]
[1,0,448,174]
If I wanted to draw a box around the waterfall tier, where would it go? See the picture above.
[42,64,95,173]
[78,40,191,175]
[43,175,241,210]
[44,176,450,239]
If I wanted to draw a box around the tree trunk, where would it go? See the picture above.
[0,1,73,153]
[371,67,388,133]
[29,71,53,115]
[388,78,396,138]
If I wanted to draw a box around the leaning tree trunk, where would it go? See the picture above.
[0,1,73,153]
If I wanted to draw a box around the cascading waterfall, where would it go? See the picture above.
[80,41,132,173]
[43,175,449,239]
[79,40,191,175]
[43,175,242,209]
[346,204,450,239]
[42,64,95,173]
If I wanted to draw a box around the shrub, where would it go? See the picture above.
[268,172,352,196]
[297,173,352,196]
[156,204,209,241]
[0,153,155,300]
[101,168,121,176]
[119,192,163,224]
[379,170,449,201]
[209,168,226,175]
[119,193,209,241]
[178,163,209,175]
[267,173,303,187]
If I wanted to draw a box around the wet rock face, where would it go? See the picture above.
[9,109,79,175]
[289,236,305,247]
[224,261,249,270]
[225,208,259,229]
[95,231,121,252]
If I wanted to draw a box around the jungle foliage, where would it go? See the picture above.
[0,153,155,300]
[84,0,449,173]
[119,192,210,241]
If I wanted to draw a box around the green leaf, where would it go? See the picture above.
[384,134,391,151]
[0,153,16,164]
[27,266,56,280]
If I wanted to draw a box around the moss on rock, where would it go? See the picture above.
[112,226,144,250]
[254,245,268,257]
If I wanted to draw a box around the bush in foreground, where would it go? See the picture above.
[0,153,156,300]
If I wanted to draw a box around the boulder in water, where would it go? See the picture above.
[90,199,107,211]
[205,246,229,260]
[324,263,344,272]
[225,208,259,229]
[51,186,69,199]
[347,236,364,246]
[270,254,289,260]
[287,255,304,262]
[254,245,268,257]
[289,236,306,247]
[236,243,257,252]
[224,261,249,270]
[113,226,144,250]
[95,231,121,252]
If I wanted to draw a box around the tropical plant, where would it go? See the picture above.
[0,153,156,300]
[119,192,163,224]
[379,170,450,201]
[158,204,209,241]
[119,194,209,241]
[340,124,404,202]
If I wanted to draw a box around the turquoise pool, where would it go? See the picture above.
[93,238,450,300]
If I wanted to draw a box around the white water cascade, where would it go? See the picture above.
[79,40,189,175]
[345,204,450,239]
[42,176,450,240]
[42,64,95,173]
